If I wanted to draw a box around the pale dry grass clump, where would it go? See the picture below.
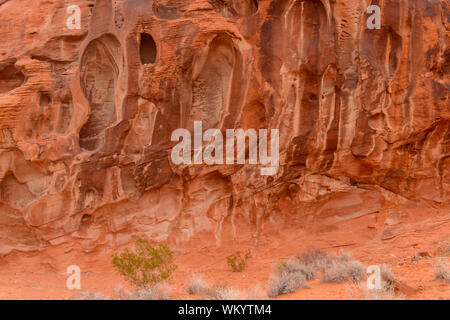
[114,283,171,300]
[266,251,323,297]
[206,285,242,300]
[185,275,265,300]
[74,291,111,300]
[245,284,268,300]
[267,272,310,297]
[321,253,366,284]
[379,264,395,291]
[360,286,398,300]
[207,284,268,300]
[276,259,316,281]
[296,248,329,271]
[296,249,366,283]
[267,249,366,297]
[346,281,397,300]
[358,264,404,300]
[433,258,450,282]
[185,275,211,296]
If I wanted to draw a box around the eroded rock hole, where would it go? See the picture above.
[387,29,402,78]
[287,0,330,136]
[39,93,51,108]
[0,173,35,209]
[79,35,122,151]
[140,33,157,64]
[191,35,234,129]
[288,0,329,65]
[57,92,73,134]
[0,63,24,94]
[81,214,91,223]
[361,24,402,78]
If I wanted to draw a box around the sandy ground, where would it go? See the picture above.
[0,204,449,300]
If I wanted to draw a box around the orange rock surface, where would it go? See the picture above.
[0,0,448,299]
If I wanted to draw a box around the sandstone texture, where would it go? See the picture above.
[0,0,448,259]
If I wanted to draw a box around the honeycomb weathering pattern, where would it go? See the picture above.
[0,0,448,255]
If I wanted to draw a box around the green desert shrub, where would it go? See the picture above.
[112,237,177,289]
[227,250,252,272]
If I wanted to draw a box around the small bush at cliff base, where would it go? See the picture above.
[433,258,450,282]
[207,285,243,300]
[267,272,310,297]
[296,249,329,271]
[379,264,395,291]
[267,249,366,297]
[227,250,252,272]
[359,264,398,300]
[276,259,316,281]
[185,276,267,300]
[112,237,177,288]
[114,283,171,300]
[322,253,365,283]
[186,275,210,296]
[74,291,111,300]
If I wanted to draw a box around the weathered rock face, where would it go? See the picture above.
[0,0,448,255]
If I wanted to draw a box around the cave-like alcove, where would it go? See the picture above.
[140,33,157,64]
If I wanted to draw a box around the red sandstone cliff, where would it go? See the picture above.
[0,0,448,261]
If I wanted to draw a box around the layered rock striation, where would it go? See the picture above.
[0,0,448,255]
